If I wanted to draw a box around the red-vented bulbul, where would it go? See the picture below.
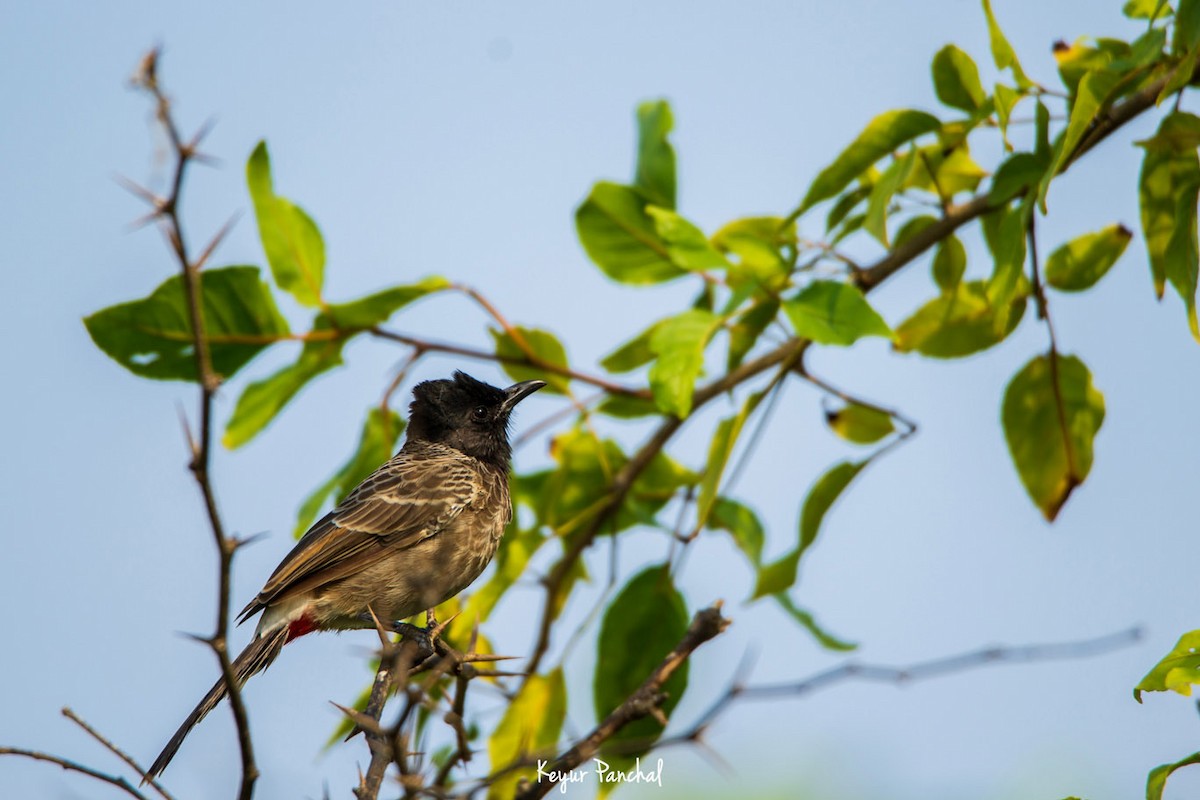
[145,371,545,779]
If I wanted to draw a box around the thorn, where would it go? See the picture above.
[329,702,385,737]
[648,706,670,727]
[193,213,240,272]
[430,611,460,640]
[113,174,165,210]
[460,653,520,663]
[188,117,218,151]
[468,669,529,679]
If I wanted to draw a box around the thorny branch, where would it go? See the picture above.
[127,48,259,799]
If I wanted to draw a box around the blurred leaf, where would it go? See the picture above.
[224,321,346,449]
[1038,69,1119,208]
[1176,0,1200,53]
[1122,0,1169,19]
[696,391,765,531]
[1147,752,1200,800]
[825,185,872,233]
[895,280,1027,359]
[1136,630,1200,701]
[932,234,967,292]
[293,408,404,537]
[706,497,765,566]
[1140,113,1200,334]
[994,83,1023,149]
[325,277,450,328]
[648,309,722,417]
[594,394,660,418]
[772,594,857,651]
[727,298,780,371]
[635,100,676,209]
[487,669,566,800]
[576,182,683,285]
[1002,354,1105,520]
[713,216,794,291]
[932,45,987,111]
[646,206,729,271]
[783,281,893,346]
[595,566,689,764]
[795,109,941,216]
[84,265,289,382]
[1045,224,1133,291]
[491,326,571,394]
[991,151,1049,204]
[986,199,1031,331]
[752,460,865,598]
[982,0,1033,87]
[246,141,325,307]
[601,320,663,373]
[934,147,988,196]
[827,403,895,444]
[865,148,917,245]
[894,214,938,248]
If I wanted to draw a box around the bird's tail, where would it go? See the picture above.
[144,625,289,782]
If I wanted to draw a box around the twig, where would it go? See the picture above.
[61,708,175,800]
[514,604,730,800]
[0,748,151,800]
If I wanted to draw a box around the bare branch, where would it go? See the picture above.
[0,748,151,800]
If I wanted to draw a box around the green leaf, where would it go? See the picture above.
[490,326,571,394]
[1038,70,1120,208]
[987,199,1032,332]
[646,206,729,271]
[1002,354,1106,520]
[1045,224,1133,291]
[982,0,1033,87]
[224,322,346,449]
[825,185,872,233]
[895,280,1027,359]
[648,309,722,417]
[576,182,682,284]
[246,141,326,307]
[1122,0,1169,19]
[634,100,677,209]
[324,277,450,328]
[795,109,941,216]
[696,392,765,531]
[726,297,779,371]
[712,216,794,292]
[932,234,967,292]
[1147,752,1200,800]
[932,45,987,111]
[1135,630,1200,701]
[864,149,917,245]
[600,321,663,373]
[595,566,689,763]
[84,265,289,382]
[783,281,893,346]
[752,460,865,598]
[293,408,404,536]
[827,403,895,444]
[991,151,1049,204]
[594,394,661,419]
[1176,0,1200,54]
[1139,113,1200,336]
[487,669,566,800]
[772,594,857,651]
[705,497,765,566]
[994,83,1023,150]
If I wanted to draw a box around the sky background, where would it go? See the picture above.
[2,1,1199,798]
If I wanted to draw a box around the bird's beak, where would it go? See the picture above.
[501,379,547,412]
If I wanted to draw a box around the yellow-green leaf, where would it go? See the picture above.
[1002,354,1105,520]
[1045,224,1133,292]
[895,280,1027,359]
[1135,630,1200,701]
[827,403,895,444]
[982,0,1033,88]
[783,281,893,346]
[648,309,722,417]
[247,141,326,307]
[864,149,916,245]
[491,326,571,394]
[795,109,941,216]
[1147,751,1200,800]
[576,182,682,285]
[646,206,729,272]
[487,669,566,800]
[635,100,676,209]
[932,45,987,111]
[932,234,967,292]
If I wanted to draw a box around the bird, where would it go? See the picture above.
[145,371,546,780]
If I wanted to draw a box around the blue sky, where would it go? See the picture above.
[3,1,1199,798]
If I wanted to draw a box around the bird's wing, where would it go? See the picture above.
[238,447,481,622]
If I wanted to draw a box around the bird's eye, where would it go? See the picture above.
[472,405,489,421]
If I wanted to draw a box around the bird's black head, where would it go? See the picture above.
[406,371,546,468]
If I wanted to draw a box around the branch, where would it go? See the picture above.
[514,604,730,800]
[0,748,151,800]
[128,48,257,799]
[61,708,175,800]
